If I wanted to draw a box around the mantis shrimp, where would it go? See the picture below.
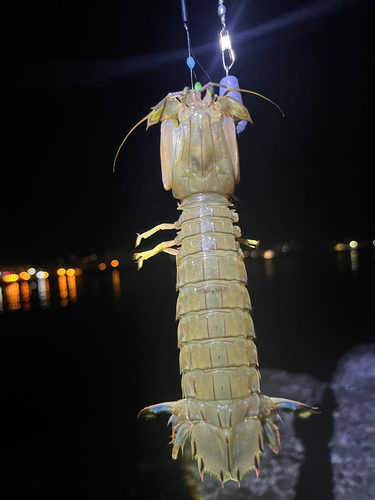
[115,82,317,485]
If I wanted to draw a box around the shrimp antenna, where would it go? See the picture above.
[112,112,152,172]
[200,82,285,117]
[233,87,285,117]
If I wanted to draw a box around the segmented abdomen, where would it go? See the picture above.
[134,88,317,485]
[176,192,259,402]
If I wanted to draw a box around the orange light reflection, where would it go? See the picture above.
[112,269,121,297]
[67,274,77,303]
[20,281,31,310]
[5,282,21,310]
[58,275,69,307]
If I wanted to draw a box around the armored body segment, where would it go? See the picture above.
[179,338,258,372]
[177,216,238,240]
[177,203,236,223]
[176,193,259,405]
[177,308,255,345]
[182,366,261,400]
[177,281,252,316]
[178,232,239,257]
[176,251,247,287]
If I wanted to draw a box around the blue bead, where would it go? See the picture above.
[186,56,195,69]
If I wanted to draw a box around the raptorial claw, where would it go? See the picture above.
[137,401,176,419]
[271,397,320,418]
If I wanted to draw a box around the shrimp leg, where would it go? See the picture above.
[133,239,179,269]
[135,222,179,247]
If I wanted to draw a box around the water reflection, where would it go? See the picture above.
[20,281,31,311]
[264,258,274,277]
[335,248,359,275]
[5,282,20,311]
[350,249,358,274]
[58,274,69,307]
[0,241,370,313]
[37,277,50,309]
[0,265,123,312]
[67,272,77,304]
[112,269,121,298]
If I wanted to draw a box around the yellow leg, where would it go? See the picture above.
[237,238,260,249]
[135,223,178,247]
[134,239,179,269]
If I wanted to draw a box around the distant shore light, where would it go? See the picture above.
[334,243,346,251]
[264,249,275,260]
[36,271,49,279]
[3,274,18,283]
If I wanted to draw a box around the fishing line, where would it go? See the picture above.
[180,0,212,89]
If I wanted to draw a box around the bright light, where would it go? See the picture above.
[111,260,119,268]
[349,240,358,249]
[66,268,75,276]
[3,274,18,283]
[19,272,31,281]
[27,267,36,275]
[36,271,49,279]
[334,243,346,251]
[263,249,275,259]
[57,268,66,276]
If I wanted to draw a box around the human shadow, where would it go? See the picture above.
[294,386,336,500]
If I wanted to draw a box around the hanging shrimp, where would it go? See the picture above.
[115,82,318,486]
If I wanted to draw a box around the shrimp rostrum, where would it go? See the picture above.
[117,83,318,485]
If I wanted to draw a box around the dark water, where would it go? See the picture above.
[2,248,374,499]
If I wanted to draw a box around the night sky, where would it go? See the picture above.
[2,0,373,265]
